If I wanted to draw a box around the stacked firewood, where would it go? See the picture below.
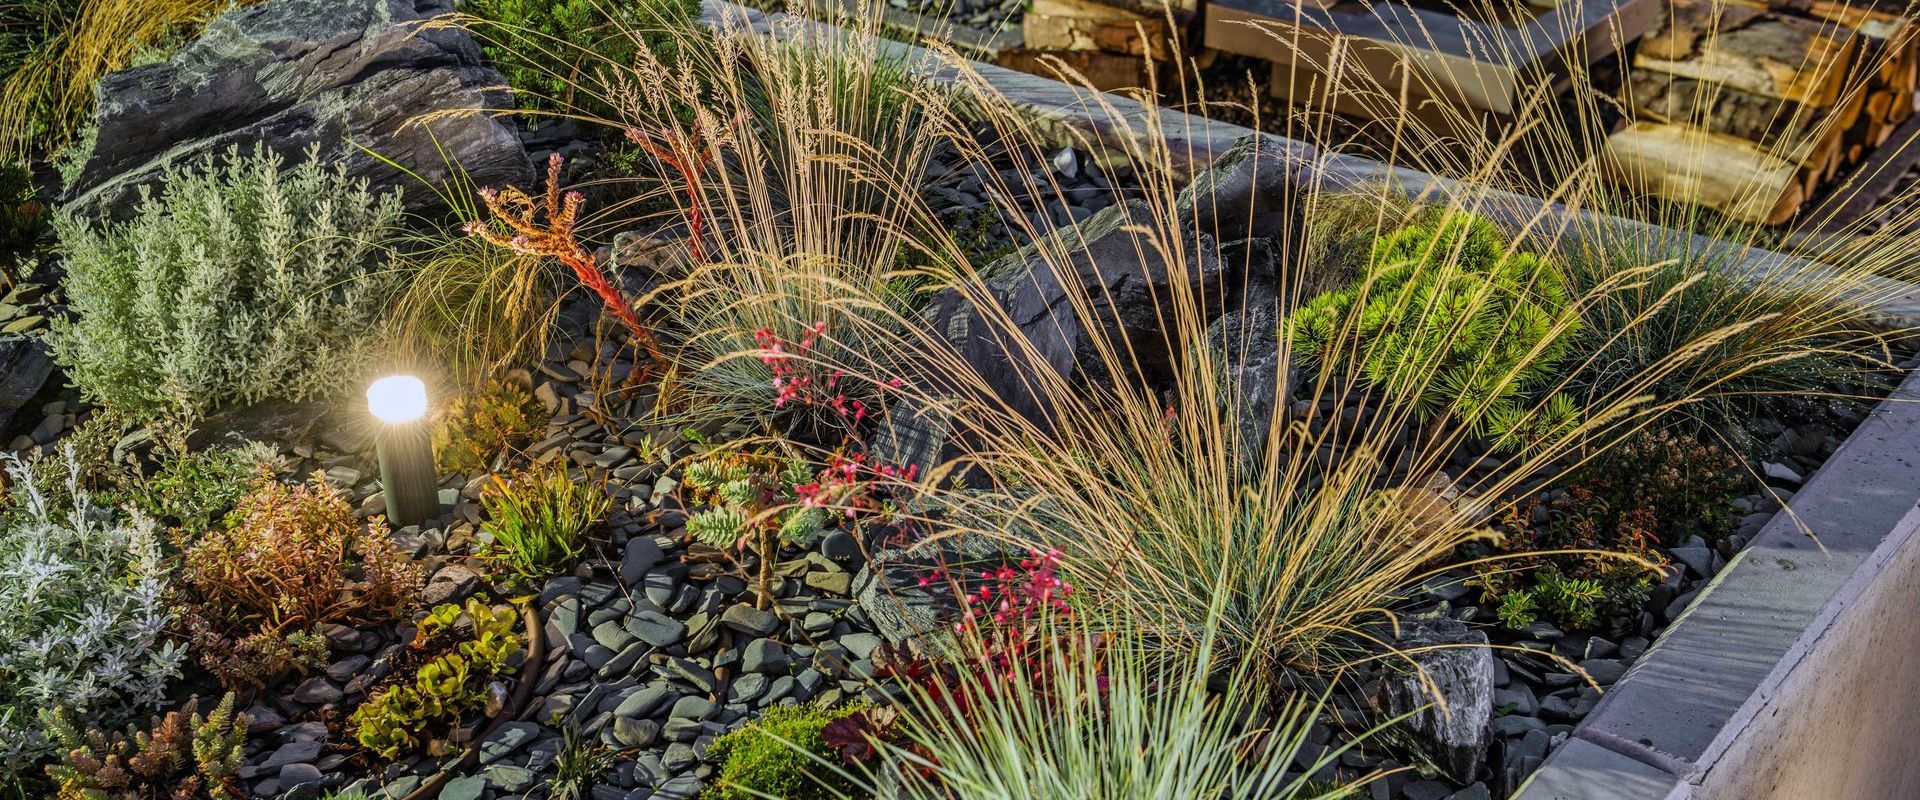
[1604,0,1917,224]
[1009,0,1183,90]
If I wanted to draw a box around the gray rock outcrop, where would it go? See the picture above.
[64,0,532,221]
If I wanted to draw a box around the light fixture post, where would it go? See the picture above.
[367,376,439,527]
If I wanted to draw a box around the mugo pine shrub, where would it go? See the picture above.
[0,448,182,784]
[52,144,405,419]
[1289,210,1580,451]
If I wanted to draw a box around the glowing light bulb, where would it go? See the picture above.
[367,375,428,424]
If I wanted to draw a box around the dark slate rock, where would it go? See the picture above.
[598,640,650,679]
[277,762,324,789]
[656,775,702,800]
[624,609,687,647]
[438,775,485,800]
[917,196,1231,432]
[669,694,716,721]
[613,684,675,719]
[1445,784,1492,800]
[259,740,322,770]
[290,677,342,706]
[478,721,539,765]
[64,0,532,222]
[487,764,535,793]
[0,335,52,435]
[819,529,860,561]
[720,604,779,637]
[1203,280,1283,472]
[593,620,639,652]
[729,672,770,704]
[661,742,700,772]
[1577,658,1629,685]
[852,531,1018,650]
[1175,133,1302,246]
[622,536,665,587]
[742,638,789,674]
[1371,618,1494,783]
[613,717,660,748]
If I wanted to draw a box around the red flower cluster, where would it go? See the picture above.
[820,551,1082,775]
[957,549,1074,681]
[752,323,903,424]
[795,452,920,520]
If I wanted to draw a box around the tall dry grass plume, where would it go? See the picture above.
[0,0,241,159]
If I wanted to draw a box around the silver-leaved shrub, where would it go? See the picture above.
[0,446,183,782]
[52,144,406,419]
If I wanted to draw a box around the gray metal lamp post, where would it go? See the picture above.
[366,375,439,527]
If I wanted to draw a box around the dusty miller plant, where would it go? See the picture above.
[51,143,406,419]
[0,446,183,784]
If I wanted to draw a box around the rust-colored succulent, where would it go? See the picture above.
[174,471,423,689]
[44,693,249,800]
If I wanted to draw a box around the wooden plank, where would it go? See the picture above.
[996,47,1153,91]
[1201,0,1659,116]
[1625,70,1852,166]
[1602,121,1807,225]
[1788,110,1920,240]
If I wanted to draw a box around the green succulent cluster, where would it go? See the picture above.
[706,703,863,800]
[1289,211,1580,451]
[682,453,825,549]
[434,378,544,475]
[1494,572,1607,631]
[350,599,521,759]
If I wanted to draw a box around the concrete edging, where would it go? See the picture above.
[1513,367,1920,800]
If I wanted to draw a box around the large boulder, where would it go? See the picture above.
[1203,280,1286,473]
[915,135,1303,434]
[1179,133,1307,253]
[64,0,532,221]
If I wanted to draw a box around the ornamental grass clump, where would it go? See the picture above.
[478,461,610,583]
[174,472,423,690]
[834,604,1383,800]
[471,4,941,433]
[0,0,242,159]
[390,166,564,387]
[461,0,701,117]
[52,144,405,420]
[779,22,1920,699]
[0,448,182,785]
